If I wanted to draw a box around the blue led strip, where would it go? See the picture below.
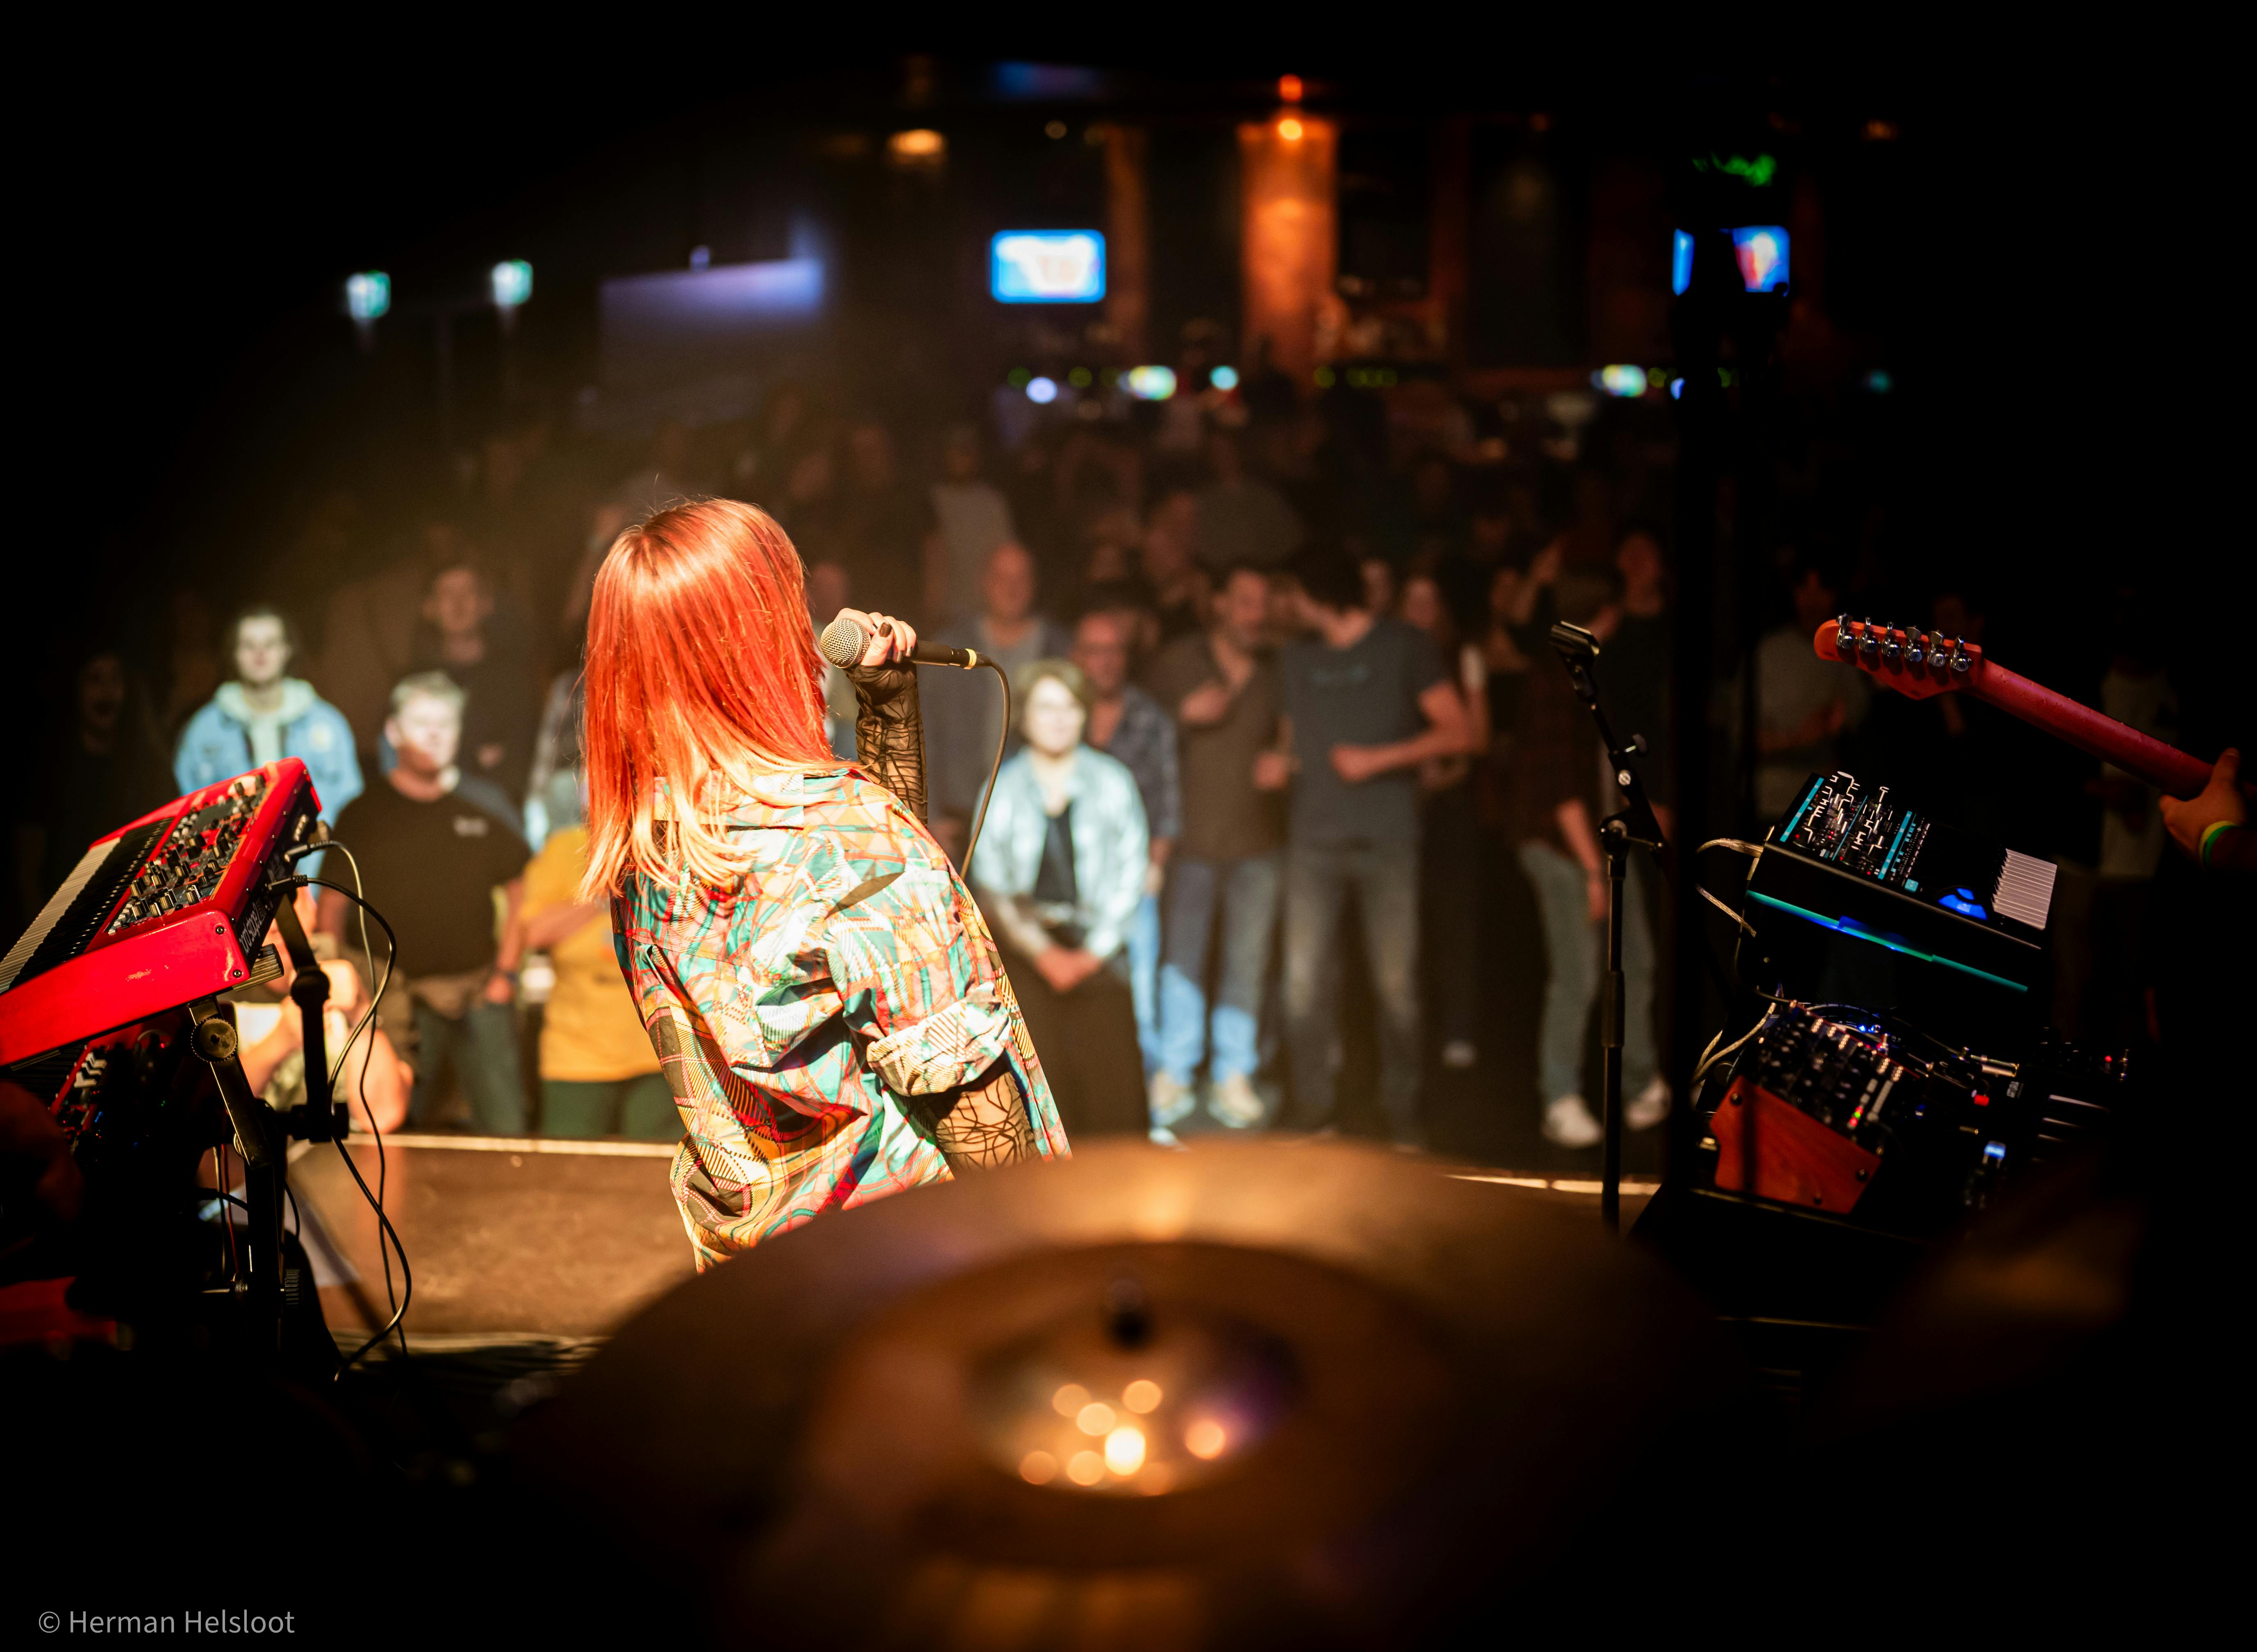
[1745,890,2028,992]
[1780,778,1824,842]
[1879,812,1914,881]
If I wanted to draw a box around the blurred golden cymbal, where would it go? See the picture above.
[516,1139,1734,1647]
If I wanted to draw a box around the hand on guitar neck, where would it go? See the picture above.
[2159,749,2254,873]
[1814,616,2213,801]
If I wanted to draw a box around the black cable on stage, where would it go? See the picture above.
[312,842,399,1328]
[190,1184,295,1258]
[295,871,413,1373]
[215,1143,240,1285]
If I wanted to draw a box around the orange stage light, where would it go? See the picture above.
[887,128,945,161]
[1239,114,1335,390]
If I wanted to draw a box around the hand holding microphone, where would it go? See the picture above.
[821,607,1005,874]
[820,609,981,671]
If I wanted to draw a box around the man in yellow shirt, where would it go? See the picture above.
[521,821,674,1139]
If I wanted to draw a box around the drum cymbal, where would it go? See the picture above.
[514,1139,1736,1647]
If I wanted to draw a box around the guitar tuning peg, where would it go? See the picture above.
[1881,624,1904,665]
[1857,617,1881,657]
[1949,638,1971,674]
[1835,613,1856,655]
[1905,629,1927,666]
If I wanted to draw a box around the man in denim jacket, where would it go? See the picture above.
[175,606,363,843]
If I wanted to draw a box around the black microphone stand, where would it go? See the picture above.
[1548,622,1670,1233]
[273,895,347,1144]
[181,893,351,1361]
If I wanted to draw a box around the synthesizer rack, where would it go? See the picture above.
[0,761,321,1066]
[0,760,337,1365]
[1741,770,2057,1046]
[1638,765,2130,1334]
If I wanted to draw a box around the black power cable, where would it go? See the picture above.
[311,843,399,1329]
[214,1142,240,1285]
[290,870,413,1373]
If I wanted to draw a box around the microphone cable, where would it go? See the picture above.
[307,878,412,1374]
[275,859,413,1373]
[961,660,1010,881]
[819,613,1011,880]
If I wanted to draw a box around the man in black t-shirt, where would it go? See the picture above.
[1275,551,1468,1143]
[321,672,530,1133]
[411,557,538,805]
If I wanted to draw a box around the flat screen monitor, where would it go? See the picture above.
[991,231,1106,303]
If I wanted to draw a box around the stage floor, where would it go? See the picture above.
[295,1133,690,1340]
[295,1134,1654,1345]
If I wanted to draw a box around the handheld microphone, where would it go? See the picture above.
[821,609,1009,876]
[819,614,982,671]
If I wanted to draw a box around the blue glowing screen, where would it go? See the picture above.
[1732,226,1790,291]
[991,232,1106,303]
[1671,227,1791,295]
[1938,888,1990,921]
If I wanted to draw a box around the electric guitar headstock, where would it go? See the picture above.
[1812,615,1985,702]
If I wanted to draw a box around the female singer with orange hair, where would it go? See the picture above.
[580,499,1068,1267]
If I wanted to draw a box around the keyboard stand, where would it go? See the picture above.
[187,996,287,1357]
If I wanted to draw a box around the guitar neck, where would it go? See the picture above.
[1966,662,2211,798]
[1813,624,2211,799]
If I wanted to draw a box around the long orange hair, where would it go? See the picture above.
[580,499,835,898]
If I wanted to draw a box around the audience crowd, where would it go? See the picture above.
[12,365,2213,1154]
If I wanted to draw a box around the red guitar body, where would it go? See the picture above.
[1814,620,2212,800]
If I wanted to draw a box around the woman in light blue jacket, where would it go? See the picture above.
[174,607,363,819]
[970,659,1150,1138]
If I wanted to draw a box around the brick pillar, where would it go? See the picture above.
[1238,115,1337,386]
[1103,124,1151,364]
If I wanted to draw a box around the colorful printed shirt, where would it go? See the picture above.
[612,765,1070,1268]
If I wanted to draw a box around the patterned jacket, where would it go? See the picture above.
[612,766,1070,1267]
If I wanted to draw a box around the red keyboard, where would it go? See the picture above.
[0,761,322,1067]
